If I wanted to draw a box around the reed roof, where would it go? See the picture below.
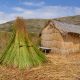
[54,20,80,34]
[40,20,80,35]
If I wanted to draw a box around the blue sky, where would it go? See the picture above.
[0,0,80,23]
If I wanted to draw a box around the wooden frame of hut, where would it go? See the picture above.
[39,20,80,54]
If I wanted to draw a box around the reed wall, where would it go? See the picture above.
[41,24,80,54]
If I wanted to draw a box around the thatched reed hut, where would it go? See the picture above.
[39,20,80,54]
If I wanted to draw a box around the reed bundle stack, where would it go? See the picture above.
[0,17,47,69]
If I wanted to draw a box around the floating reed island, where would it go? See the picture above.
[0,17,47,69]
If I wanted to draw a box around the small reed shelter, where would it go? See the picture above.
[39,20,80,54]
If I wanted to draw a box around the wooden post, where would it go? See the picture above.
[45,49,47,54]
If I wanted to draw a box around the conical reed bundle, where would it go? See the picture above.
[0,17,47,69]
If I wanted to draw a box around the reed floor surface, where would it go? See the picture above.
[0,53,80,80]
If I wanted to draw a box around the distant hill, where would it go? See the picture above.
[55,15,80,25]
[0,19,48,34]
[0,15,80,36]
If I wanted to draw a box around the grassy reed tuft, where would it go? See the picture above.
[0,17,47,69]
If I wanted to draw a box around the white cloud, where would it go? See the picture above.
[0,6,80,24]
[23,2,34,6]
[75,7,80,15]
[0,12,4,15]
[13,7,25,12]
[23,1,45,7]
[0,12,8,24]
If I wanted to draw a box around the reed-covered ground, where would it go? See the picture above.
[0,33,80,79]
[0,53,80,80]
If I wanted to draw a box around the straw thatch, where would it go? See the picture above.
[0,17,47,69]
[40,20,80,54]
[0,31,9,53]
